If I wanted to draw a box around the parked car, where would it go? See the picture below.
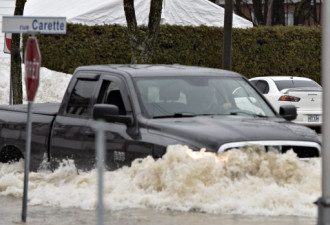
[249,76,322,131]
[0,66,321,171]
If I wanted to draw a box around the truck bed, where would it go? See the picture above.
[0,103,60,116]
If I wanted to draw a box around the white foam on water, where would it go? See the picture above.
[0,145,321,217]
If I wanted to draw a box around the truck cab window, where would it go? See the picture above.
[97,81,126,115]
[66,79,97,116]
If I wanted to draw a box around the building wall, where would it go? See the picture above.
[0,0,15,62]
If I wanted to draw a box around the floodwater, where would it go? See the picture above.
[0,145,321,225]
[0,195,317,225]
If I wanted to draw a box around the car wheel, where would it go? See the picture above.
[0,145,24,163]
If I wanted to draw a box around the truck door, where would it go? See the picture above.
[84,76,153,170]
[50,73,99,170]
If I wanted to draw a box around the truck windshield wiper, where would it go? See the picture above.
[153,113,196,119]
[229,111,268,118]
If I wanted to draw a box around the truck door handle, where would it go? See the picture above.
[53,126,67,132]
[84,130,95,137]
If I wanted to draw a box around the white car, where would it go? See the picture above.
[249,76,322,131]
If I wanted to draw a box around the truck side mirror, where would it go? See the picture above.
[93,104,133,125]
[279,105,297,121]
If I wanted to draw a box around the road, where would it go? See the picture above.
[0,196,317,225]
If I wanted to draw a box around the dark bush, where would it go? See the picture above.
[24,24,321,83]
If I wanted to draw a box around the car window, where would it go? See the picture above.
[274,79,321,91]
[134,76,276,118]
[255,80,269,94]
[97,80,127,115]
[66,79,98,116]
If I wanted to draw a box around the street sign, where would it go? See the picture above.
[3,33,12,53]
[2,16,66,34]
[24,36,41,102]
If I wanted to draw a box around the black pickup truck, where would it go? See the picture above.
[0,64,321,171]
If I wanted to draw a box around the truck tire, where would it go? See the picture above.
[0,146,24,163]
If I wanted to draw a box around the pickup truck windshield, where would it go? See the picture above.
[134,76,276,118]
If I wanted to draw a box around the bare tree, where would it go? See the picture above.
[251,0,285,26]
[312,0,322,24]
[124,0,163,63]
[294,0,312,25]
[272,0,285,25]
[11,0,26,104]
[222,0,285,26]
[294,0,321,25]
[252,0,264,25]
[265,0,274,26]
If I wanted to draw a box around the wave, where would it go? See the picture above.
[0,145,321,216]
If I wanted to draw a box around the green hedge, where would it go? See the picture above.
[232,26,321,83]
[26,24,321,83]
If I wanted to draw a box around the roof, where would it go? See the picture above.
[75,64,242,78]
[250,76,314,81]
[269,76,314,81]
[23,0,253,28]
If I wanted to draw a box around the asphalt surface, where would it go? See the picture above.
[0,196,317,225]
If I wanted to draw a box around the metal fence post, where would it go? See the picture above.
[95,121,105,225]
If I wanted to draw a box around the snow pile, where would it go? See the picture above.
[0,61,71,104]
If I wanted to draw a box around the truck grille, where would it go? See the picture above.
[280,145,320,158]
[218,140,321,159]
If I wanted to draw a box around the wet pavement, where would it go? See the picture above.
[0,196,317,225]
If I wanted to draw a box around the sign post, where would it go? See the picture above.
[2,16,66,223]
[21,36,41,222]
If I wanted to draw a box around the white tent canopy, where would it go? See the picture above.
[24,0,253,28]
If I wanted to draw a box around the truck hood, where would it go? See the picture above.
[146,115,321,153]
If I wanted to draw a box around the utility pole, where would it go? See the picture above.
[222,0,233,70]
[317,1,330,224]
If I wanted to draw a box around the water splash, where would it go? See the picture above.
[0,145,321,216]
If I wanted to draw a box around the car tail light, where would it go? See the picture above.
[278,95,300,102]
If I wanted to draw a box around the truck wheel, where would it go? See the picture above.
[0,146,24,163]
